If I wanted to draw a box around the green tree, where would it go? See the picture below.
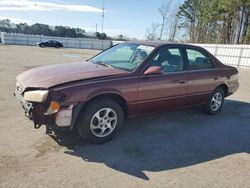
[177,0,250,44]
[28,23,52,36]
[0,19,107,40]
[118,34,123,40]
[0,19,12,28]
[178,0,200,42]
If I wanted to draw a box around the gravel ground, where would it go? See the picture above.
[0,45,250,188]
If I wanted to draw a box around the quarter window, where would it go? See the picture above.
[186,49,214,70]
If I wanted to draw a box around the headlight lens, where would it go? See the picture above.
[24,90,49,102]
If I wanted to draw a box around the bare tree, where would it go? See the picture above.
[168,4,180,41]
[158,1,172,40]
[168,16,179,41]
[145,23,160,40]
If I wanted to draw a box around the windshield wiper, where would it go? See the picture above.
[95,61,113,68]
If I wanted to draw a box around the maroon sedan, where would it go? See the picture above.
[15,42,239,143]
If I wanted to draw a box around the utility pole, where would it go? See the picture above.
[101,0,105,33]
[101,0,105,50]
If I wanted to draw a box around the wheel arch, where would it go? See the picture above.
[216,83,228,97]
[70,92,128,130]
[86,92,128,116]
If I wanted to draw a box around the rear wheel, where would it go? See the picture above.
[204,87,225,114]
[77,97,124,144]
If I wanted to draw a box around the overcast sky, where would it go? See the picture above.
[0,0,183,39]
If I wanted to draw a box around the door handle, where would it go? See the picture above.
[214,77,219,80]
[179,80,186,84]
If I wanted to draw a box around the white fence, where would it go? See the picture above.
[0,32,112,50]
[192,44,250,69]
[111,42,250,69]
[1,32,249,68]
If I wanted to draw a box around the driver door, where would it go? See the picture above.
[137,47,188,115]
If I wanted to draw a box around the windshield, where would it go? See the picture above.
[91,43,155,71]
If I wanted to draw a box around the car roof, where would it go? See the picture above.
[46,40,57,42]
[124,40,200,49]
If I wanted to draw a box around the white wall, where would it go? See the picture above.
[1,32,112,50]
[194,44,250,69]
[1,32,250,69]
[110,41,250,69]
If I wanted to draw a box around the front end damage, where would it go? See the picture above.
[14,82,77,129]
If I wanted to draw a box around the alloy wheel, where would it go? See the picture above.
[210,92,223,111]
[90,108,118,138]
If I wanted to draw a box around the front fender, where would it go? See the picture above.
[85,88,126,102]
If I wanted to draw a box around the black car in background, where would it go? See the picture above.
[37,40,63,48]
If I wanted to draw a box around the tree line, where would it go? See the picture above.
[0,19,109,40]
[146,0,250,44]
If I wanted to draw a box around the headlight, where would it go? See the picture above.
[24,90,49,102]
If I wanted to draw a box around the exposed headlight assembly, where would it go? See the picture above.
[24,90,49,102]
[44,101,60,115]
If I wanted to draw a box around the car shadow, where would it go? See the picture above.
[46,99,250,180]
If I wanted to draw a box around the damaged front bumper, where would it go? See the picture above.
[14,90,33,120]
[14,90,76,129]
[14,90,54,128]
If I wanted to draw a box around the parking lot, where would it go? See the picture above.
[0,45,250,188]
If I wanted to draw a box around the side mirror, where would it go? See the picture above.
[144,66,163,75]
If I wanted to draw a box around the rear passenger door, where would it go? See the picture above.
[185,47,221,105]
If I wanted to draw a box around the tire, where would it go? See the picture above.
[204,87,225,115]
[40,44,45,48]
[55,45,60,48]
[76,97,124,144]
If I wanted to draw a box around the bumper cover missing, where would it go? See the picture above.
[15,90,77,129]
[14,90,52,128]
[14,90,33,120]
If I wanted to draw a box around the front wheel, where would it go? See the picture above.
[76,98,124,144]
[204,87,225,115]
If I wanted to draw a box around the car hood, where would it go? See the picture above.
[16,61,128,89]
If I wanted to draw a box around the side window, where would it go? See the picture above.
[186,49,214,70]
[151,48,184,74]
